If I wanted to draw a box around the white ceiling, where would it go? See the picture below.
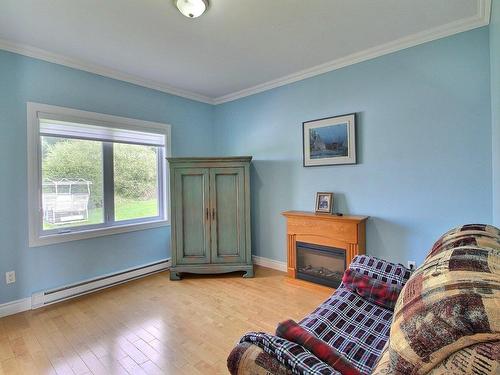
[0,0,490,104]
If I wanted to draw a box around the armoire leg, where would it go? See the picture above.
[243,269,254,278]
[170,271,181,280]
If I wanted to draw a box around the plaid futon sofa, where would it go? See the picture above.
[228,255,412,375]
[228,224,500,375]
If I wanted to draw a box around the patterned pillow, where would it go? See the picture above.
[372,224,500,375]
[341,268,403,310]
[427,341,499,375]
[227,342,293,375]
[427,224,500,259]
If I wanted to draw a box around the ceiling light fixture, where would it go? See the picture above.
[175,0,209,18]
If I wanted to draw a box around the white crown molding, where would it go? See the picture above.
[0,38,215,105]
[252,255,287,272]
[0,0,490,106]
[213,0,491,104]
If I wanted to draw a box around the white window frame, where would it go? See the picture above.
[27,102,171,247]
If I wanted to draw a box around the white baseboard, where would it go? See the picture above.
[0,259,170,318]
[252,255,287,272]
[1,257,286,318]
[0,298,32,318]
[32,258,171,309]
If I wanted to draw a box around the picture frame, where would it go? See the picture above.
[315,192,333,213]
[303,113,356,167]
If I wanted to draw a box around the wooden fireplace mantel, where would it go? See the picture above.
[282,211,368,279]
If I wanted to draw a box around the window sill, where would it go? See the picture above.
[29,219,170,247]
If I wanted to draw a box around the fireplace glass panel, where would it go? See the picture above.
[296,242,345,288]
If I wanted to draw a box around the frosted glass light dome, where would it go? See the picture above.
[176,0,208,18]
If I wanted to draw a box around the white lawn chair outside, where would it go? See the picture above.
[42,179,92,225]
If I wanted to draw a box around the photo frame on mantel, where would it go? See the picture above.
[303,113,356,167]
[315,192,334,214]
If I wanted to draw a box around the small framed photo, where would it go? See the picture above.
[315,192,333,213]
[303,113,356,167]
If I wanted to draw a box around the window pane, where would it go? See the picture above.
[113,143,159,221]
[41,136,104,230]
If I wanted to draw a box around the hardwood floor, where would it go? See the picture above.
[0,266,332,375]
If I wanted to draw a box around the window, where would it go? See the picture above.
[28,103,171,246]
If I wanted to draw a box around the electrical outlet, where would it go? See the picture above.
[5,271,15,284]
[407,261,416,271]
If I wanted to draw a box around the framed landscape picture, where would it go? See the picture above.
[303,113,356,166]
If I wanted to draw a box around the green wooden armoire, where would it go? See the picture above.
[167,156,253,280]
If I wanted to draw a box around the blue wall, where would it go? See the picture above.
[491,2,500,226]
[214,27,492,266]
[0,50,214,304]
[0,25,495,306]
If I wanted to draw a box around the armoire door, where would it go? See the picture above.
[209,167,246,264]
[173,168,211,265]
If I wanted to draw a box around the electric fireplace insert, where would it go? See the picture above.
[296,241,346,288]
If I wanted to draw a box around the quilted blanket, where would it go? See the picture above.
[372,224,500,375]
[240,331,341,375]
[227,342,293,375]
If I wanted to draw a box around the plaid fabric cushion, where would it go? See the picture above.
[276,319,362,375]
[299,287,393,374]
[240,332,341,375]
[348,255,412,287]
[341,269,402,310]
[237,256,411,375]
